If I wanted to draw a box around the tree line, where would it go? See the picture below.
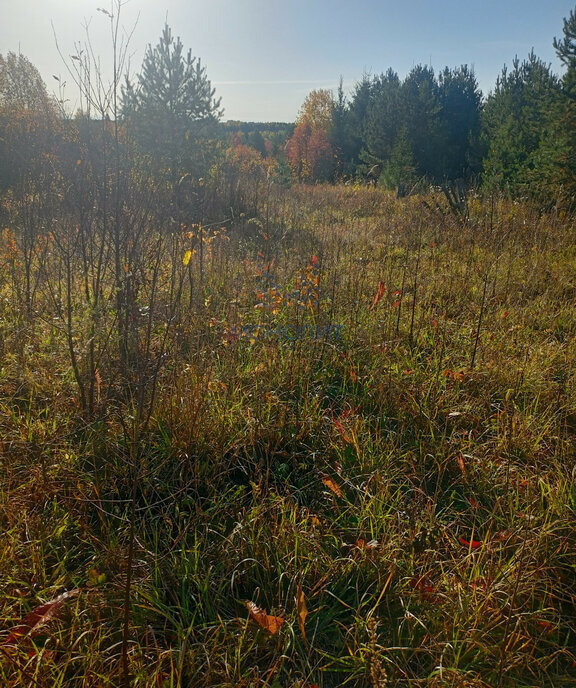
[285,5,576,209]
[1,6,576,209]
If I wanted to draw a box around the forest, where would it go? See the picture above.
[1,4,576,688]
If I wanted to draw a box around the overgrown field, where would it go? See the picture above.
[2,184,576,687]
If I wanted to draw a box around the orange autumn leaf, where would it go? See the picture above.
[391,299,402,309]
[3,589,81,647]
[321,475,343,497]
[295,585,308,641]
[246,601,284,634]
[443,369,466,382]
[370,281,386,311]
[456,454,467,476]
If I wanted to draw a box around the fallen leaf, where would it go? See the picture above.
[246,601,284,634]
[3,589,81,647]
[295,585,308,641]
[321,475,343,497]
[443,369,466,382]
[459,537,482,549]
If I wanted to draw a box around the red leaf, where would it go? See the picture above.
[391,300,401,309]
[369,282,386,311]
[459,537,482,549]
[3,589,81,647]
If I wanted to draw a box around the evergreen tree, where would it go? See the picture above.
[438,66,482,181]
[552,8,576,205]
[482,51,562,198]
[346,74,373,170]
[378,126,416,191]
[121,24,223,178]
[330,77,355,178]
[361,69,403,179]
[401,65,446,181]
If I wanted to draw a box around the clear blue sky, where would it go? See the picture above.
[1,0,575,121]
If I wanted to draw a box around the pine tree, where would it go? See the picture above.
[330,78,353,178]
[346,74,373,171]
[401,65,446,182]
[361,69,402,177]
[121,24,223,178]
[553,8,576,205]
[438,66,482,182]
[482,51,562,199]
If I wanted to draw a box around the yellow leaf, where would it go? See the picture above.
[183,250,192,266]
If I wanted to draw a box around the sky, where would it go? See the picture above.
[1,0,575,122]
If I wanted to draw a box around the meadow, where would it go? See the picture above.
[1,182,576,687]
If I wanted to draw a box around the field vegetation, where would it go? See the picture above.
[1,180,576,687]
[2,4,576,687]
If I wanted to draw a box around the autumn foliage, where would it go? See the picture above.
[285,122,335,182]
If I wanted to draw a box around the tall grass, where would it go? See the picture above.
[1,181,576,687]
